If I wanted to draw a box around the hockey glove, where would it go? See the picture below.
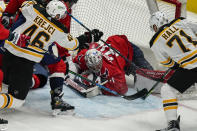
[1,12,13,29]
[89,29,104,42]
[8,32,31,48]
[77,29,103,45]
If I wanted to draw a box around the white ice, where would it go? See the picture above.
[1,11,197,131]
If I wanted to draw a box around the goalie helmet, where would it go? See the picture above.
[46,0,67,20]
[85,49,103,73]
[149,11,168,32]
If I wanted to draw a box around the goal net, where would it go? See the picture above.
[69,0,197,100]
[70,0,187,48]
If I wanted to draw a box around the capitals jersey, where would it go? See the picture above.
[73,35,133,95]
[4,2,79,63]
[150,17,197,69]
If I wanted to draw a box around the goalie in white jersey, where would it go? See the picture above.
[0,0,103,116]
[149,11,197,131]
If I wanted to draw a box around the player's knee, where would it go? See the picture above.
[161,83,176,99]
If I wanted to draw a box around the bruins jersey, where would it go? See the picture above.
[4,2,79,63]
[150,17,197,69]
[0,0,6,17]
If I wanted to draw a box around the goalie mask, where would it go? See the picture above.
[85,49,103,73]
[46,0,67,20]
[149,11,168,32]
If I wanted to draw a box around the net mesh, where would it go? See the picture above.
[70,0,179,47]
[69,0,197,100]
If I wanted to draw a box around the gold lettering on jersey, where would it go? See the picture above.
[33,16,56,35]
[162,26,179,40]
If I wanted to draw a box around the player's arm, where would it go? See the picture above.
[56,29,103,51]
[72,49,89,72]
[186,21,197,36]
[151,44,179,69]
[102,71,128,96]
[2,0,36,28]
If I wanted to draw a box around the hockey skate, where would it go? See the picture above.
[156,116,180,131]
[50,89,75,116]
[0,118,8,131]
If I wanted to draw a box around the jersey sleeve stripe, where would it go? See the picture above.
[178,50,197,64]
[66,38,79,51]
[5,40,44,58]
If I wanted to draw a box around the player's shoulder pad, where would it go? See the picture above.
[33,4,68,33]
[149,17,185,48]
[21,0,37,8]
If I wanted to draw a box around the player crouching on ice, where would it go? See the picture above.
[69,35,153,97]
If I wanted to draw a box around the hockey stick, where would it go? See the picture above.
[66,12,165,82]
[141,68,174,100]
[66,12,173,99]
[65,78,108,97]
[68,70,148,100]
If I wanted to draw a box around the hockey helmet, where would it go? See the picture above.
[46,0,67,20]
[149,11,168,32]
[85,49,103,73]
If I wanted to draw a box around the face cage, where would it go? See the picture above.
[87,61,102,73]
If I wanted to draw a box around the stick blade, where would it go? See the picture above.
[123,88,148,100]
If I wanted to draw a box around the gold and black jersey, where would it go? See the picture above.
[4,3,79,63]
[150,17,197,69]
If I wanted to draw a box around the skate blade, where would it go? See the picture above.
[52,109,75,116]
[0,124,8,131]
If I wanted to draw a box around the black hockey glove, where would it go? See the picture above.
[77,29,103,44]
[89,29,104,42]
[77,29,103,50]
[1,12,13,29]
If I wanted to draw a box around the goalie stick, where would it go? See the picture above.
[68,70,148,100]
[141,68,175,100]
[66,13,177,100]
[65,78,108,97]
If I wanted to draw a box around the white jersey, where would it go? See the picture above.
[150,17,197,69]
[4,2,79,63]
[0,0,6,17]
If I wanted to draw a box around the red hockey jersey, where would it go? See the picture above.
[73,35,133,95]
